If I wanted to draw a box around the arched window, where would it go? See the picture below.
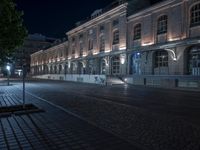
[157,15,168,35]
[188,46,200,75]
[113,30,119,45]
[99,35,105,52]
[133,24,141,40]
[190,3,200,27]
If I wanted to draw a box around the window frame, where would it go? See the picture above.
[113,30,120,45]
[190,3,200,27]
[157,15,168,35]
[154,50,168,68]
[133,23,142,40]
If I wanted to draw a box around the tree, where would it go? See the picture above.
[0,0,27,65]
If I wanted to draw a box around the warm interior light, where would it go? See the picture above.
[142,42,154,46]
[168,38,180,42]
[119,47,126,50]
[121,57,125,64]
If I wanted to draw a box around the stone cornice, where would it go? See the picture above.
[67,3,128,36]
[128,0,183,21]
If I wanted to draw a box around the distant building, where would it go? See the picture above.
[31,0,200,88]
[13,34,56,76]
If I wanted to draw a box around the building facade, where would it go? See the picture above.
[13,34,56,76]
[31,0,200,88]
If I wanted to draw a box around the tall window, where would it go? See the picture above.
[72,38,75,54]
[79,42,83,56]
[99,35,105,52]
[88,39,93,50]
[133,24,141,40]
[154,50,168,68]
[111,56,120,75]
[157,15,168,35]
[191,3,200,27]
[188,46,200,75]
[100,25,104,32]
[113,30,119,45]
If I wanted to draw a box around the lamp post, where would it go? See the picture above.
[22,64,26,108]
[6,65,11,86]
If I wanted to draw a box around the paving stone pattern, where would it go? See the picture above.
[20,82,200,150]
[0,87,138,150]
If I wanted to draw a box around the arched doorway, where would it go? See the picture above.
[130,53,142,75]
[153,50,169,75]
[188,46,200,75]
[78,62,85,74]
[54,66,57,74]
[100,59,106,75]
[50,65,53,74]
[71,63,77,74]
[44,65,48,74]
[111,56,120,75]
[58,64,62,74]
[88,59,95,74]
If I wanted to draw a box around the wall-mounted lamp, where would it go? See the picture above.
[165,48,177,61]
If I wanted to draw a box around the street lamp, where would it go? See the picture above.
[6,65,11,86]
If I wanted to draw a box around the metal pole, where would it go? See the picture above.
[23,65,25,108]
[7,71,10,86]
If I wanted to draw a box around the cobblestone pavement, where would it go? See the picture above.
[0,85,139,150]
[13,79,200,150]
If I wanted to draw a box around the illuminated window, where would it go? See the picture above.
[133,24,141,40]
[113,30,119,45]
[191,3,200,27]
[157,15,168,35]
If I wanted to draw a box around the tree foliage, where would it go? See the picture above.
[0,0,27,64]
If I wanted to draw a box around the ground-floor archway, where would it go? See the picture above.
[187,45,200,75]
[153,50,169,75]
[111,55,120,75]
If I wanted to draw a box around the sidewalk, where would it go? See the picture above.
[0,85,138,150]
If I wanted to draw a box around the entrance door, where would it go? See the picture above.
[111,56,120,75]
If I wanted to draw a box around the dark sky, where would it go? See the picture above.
[15,0,162,38]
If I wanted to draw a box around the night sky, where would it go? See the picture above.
[15,0,162,38]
